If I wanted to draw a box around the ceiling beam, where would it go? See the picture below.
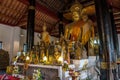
[38,19,53,25]
[115,21,120,25]
[18,0,29,5]
[117,31,120,34]
[36,0,57,12]
[113,12,120,15]
[18,0,59,21]
[116,25,120,27]
[17,22,27,27]
[0,21,16,26]
[114,17,120,20]
[0,12,18,20]
[36,2,58,20]
[0,5,26,16]
[0,14,18,24]
[83,1,95,7]
[108,0,120,9]
[116,27,120,29]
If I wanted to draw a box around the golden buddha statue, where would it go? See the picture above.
[64,1,83,41]
[81,13,95,45]
[41,23,50,44]
[54,47,61,64]
[64,2,94,43]
[34,52,39,64]
[40,49,45,62]
[64,1,95,59]
[64,1,94,45]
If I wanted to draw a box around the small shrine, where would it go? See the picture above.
[0,0,120,80]
[10,2,99,79]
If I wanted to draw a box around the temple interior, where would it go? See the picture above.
[0,0,120,80]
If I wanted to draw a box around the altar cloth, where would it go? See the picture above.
[0,75,20,80]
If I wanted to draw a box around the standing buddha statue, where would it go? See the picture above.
[41,23,50,44]
[81,13,94,46]
[64,1,94,59]
[64,1,84,60]
[41,23,51,62]
[64,1,83,41]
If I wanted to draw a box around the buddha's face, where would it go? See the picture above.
[82,15,88,22]
[43,26,47,31]
[72,11,80,21]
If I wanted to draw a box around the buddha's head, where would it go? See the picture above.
[70,1,82,21]
[81,13,88,22]
[72,11,80,21]
[43,23,47,32]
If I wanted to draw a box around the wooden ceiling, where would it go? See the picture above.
[0,0,120,37]
[0,0,59,35]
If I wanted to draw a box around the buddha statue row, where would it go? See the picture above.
[16,1,95,64]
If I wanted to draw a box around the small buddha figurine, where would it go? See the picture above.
[34,52,39,64]
[40,49,45,62]
[41,23,50,44]
[54,47,61,63]
[18,52,25,63]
